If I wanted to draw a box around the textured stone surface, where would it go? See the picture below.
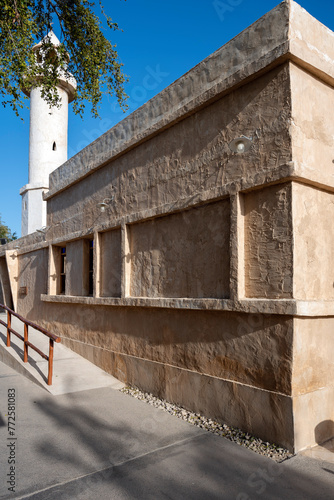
[290,64,334,189]
[45,0,293,199]
[17,249,48,315]
[0,257,12,308]
[60,335,295,450]
[39,294,334,316]
[4,250,19,311]
[35,306,293,394]
[292,317,334,395]
[46,65,292,243]
[66,239,91,296]
[99,228,121,297]
[44,0,334,200]
[0,231,45,258]
[1,0,334,453]
[293,183,334,300]
[293,386,334,451]
[244,183,293,298]
[130,200,230,299]
[289,1,334,84]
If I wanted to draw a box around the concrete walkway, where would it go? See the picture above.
[0,313,124,395]
[0,316,334,499]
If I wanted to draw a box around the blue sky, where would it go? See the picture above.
[1,0,333,236]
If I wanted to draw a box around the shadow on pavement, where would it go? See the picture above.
[2,381,332,500]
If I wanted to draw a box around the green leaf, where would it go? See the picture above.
[0,0,128,118]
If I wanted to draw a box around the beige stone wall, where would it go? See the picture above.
[38,306,293,394]
[0,257,13,308]
[290,63,334,189]
[293,387,334,452]
[292,317,334,449]
[17,249,48,317]
[292,183,334,301]
[286,33,334,451]
[12,64,297,450]
[0,273,3,306]
[292,317,334,396]
[99,229,122,297]
[61,331,295,450]
[30,304,294,448]
[10,60,333,453]
[130,200,230,299]
[6,2,334,454]
[66,239,91,296]
[244,183,293,298]
[46,65,292,242]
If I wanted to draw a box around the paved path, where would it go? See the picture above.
[0,316,334,499]
[0,313,123,395]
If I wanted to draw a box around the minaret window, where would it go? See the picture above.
[52,141,57,151]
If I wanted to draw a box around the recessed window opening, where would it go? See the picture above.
[52,141,57,151]
[88,240,94,296]
[60,247,66,294]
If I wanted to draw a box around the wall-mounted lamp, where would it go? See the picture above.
[10,249,18,259]
[228,135,253,154]
[97,197,114,213]
[36,226,47,234]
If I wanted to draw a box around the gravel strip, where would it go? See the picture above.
[120,386,294,463]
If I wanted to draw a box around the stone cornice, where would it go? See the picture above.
[40,294,334,317]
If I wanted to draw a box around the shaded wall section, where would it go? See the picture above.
[100,229,122,298]
[17,249,48,318]
[46,65,292,241]
[244,183,293,298]
[37,304,294,449]
[292,317,334,450]
[0,256,13,309]
[130,200,230,299]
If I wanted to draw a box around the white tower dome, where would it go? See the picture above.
[20,31,76,236]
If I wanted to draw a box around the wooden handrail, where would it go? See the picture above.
[0,303,61,385]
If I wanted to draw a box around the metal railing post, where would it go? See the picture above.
[23,323,28,363]
[6,310,11,347]
[48,339,54,386]
[0,302,60,386]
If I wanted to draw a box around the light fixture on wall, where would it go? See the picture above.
[10,246,19,259]
[97,197,114,213]
[228,135,253,154]
[36,226,47,234]
[12,245,20,257]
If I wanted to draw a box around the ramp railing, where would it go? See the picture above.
[0,303,61,385]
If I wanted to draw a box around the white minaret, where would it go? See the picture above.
[20,31,76,236]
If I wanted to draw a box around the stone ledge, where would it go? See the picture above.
[0,233,46,258]
[41,295,233,311]
[40,294,334,317]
